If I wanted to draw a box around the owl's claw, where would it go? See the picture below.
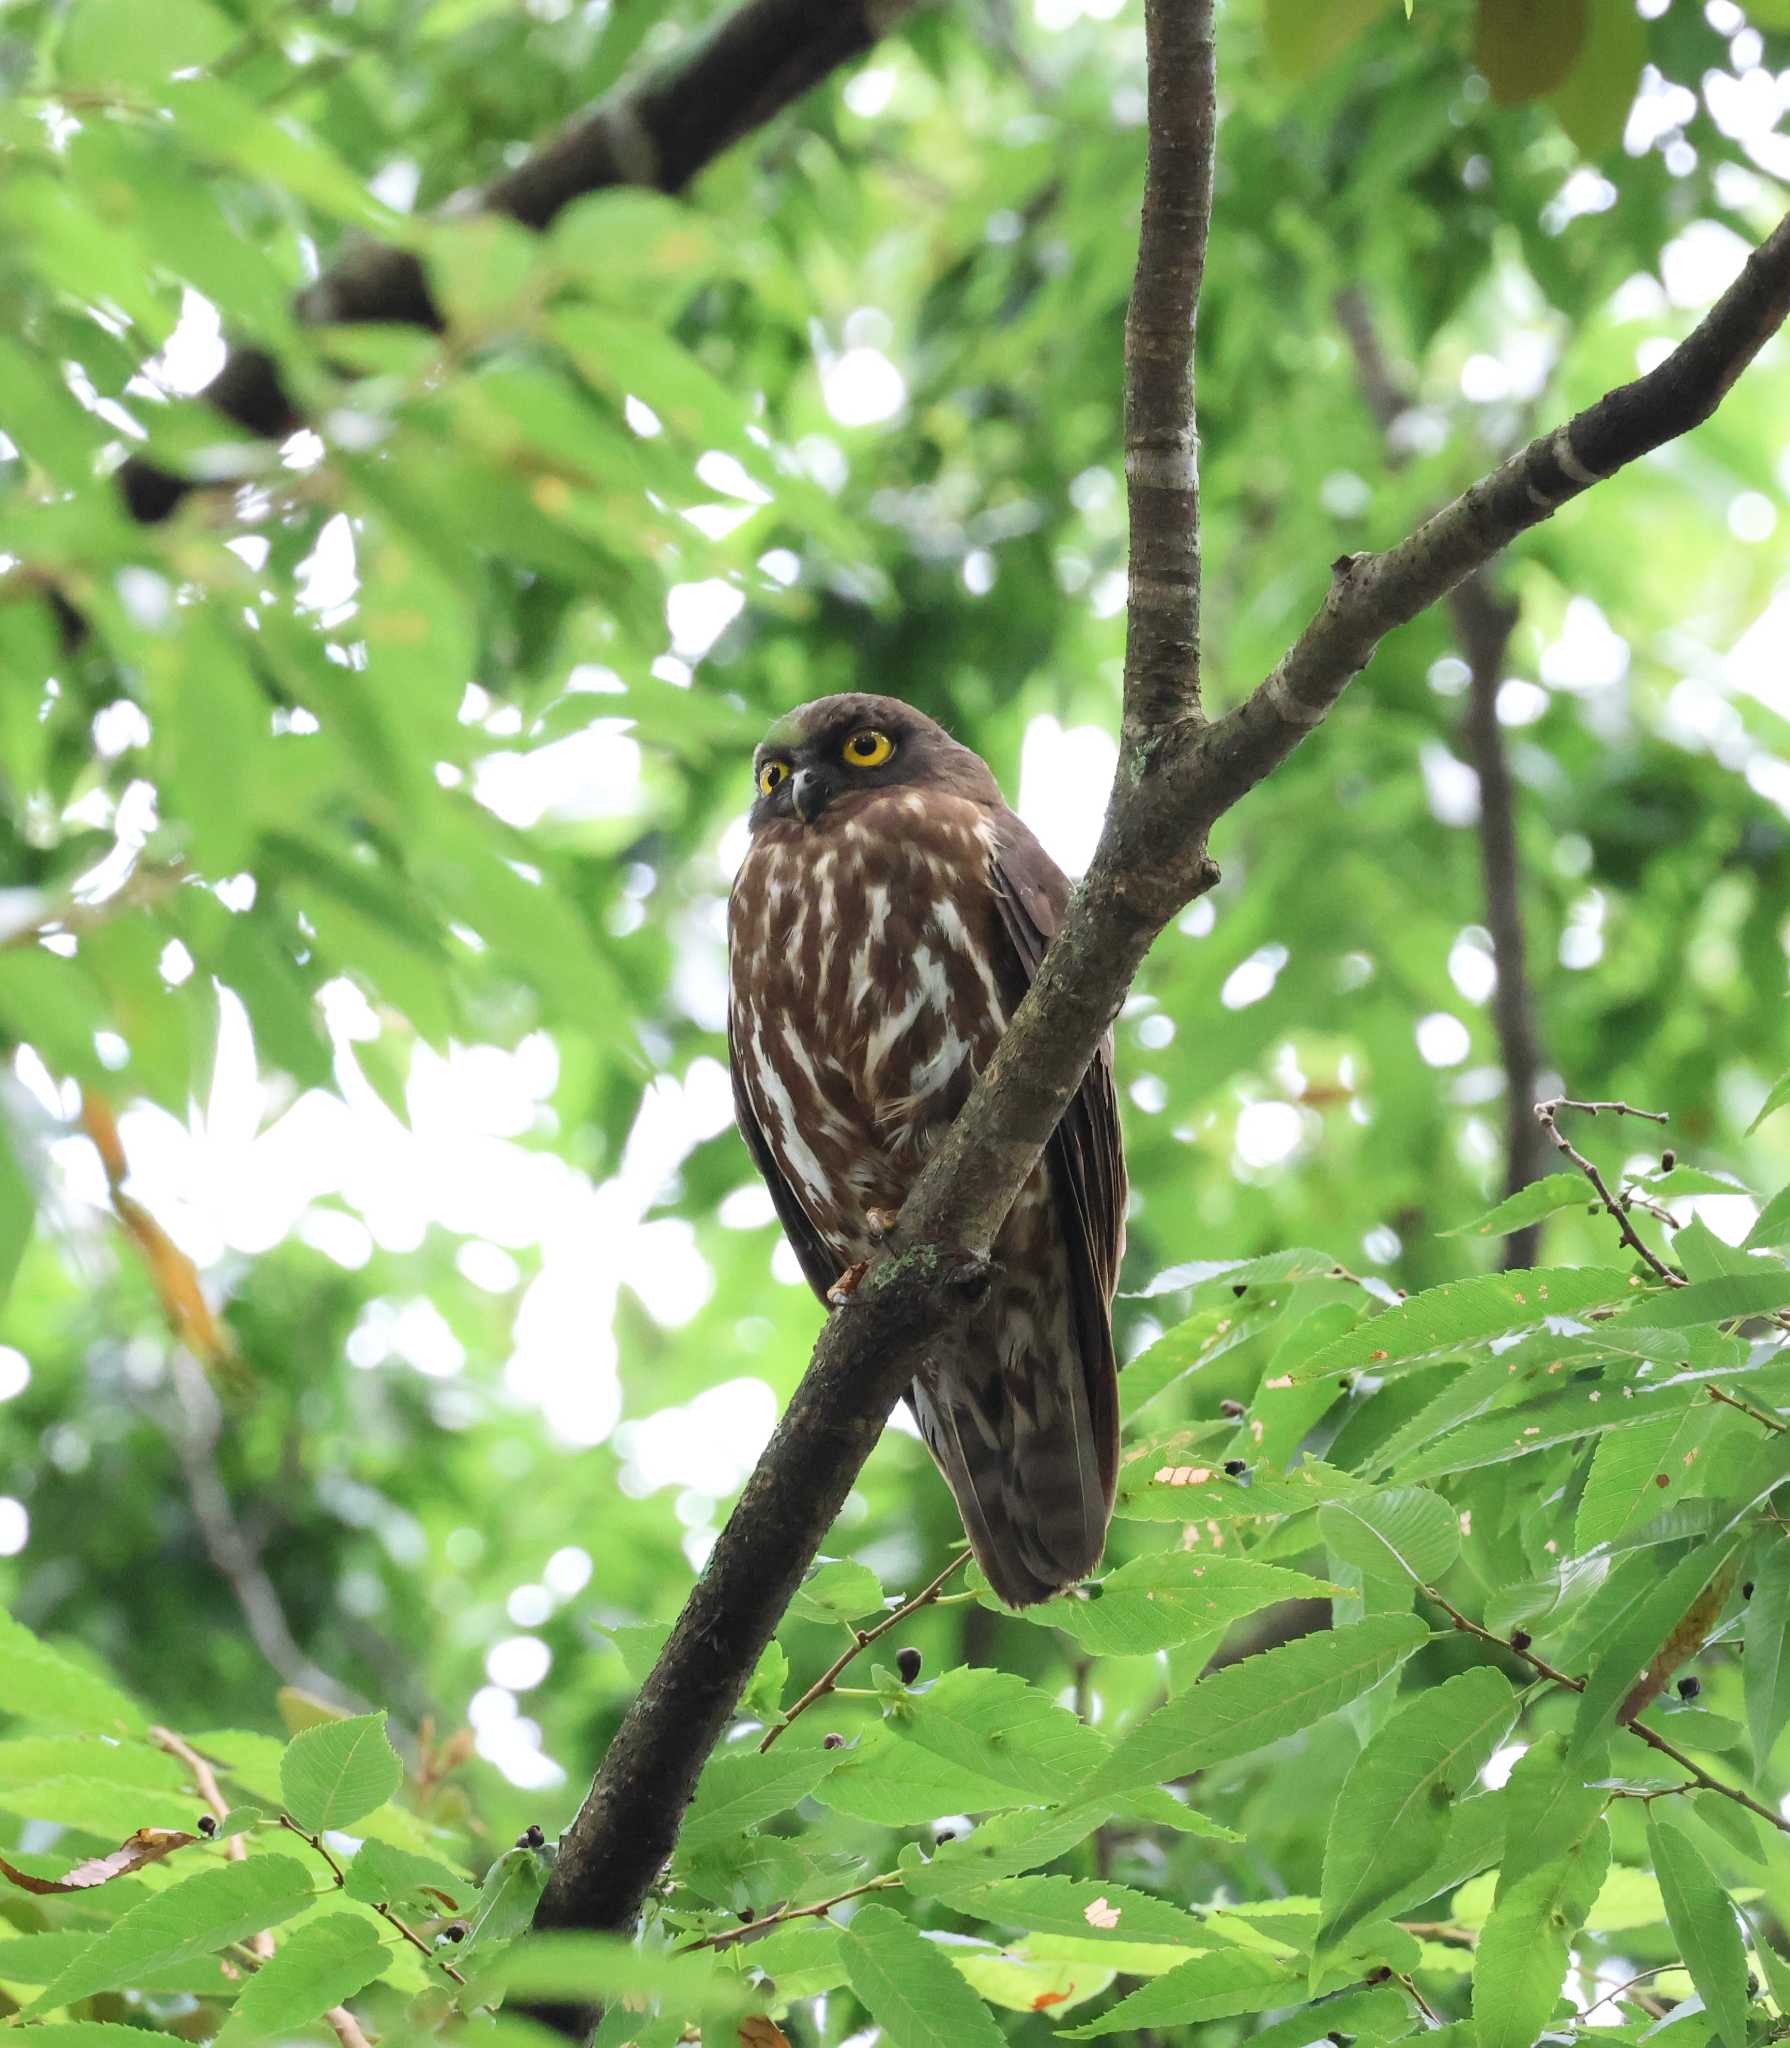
[865,1207,900,1242]
[827,1260,870,1306]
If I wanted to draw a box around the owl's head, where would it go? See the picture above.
[747,693,1000,830]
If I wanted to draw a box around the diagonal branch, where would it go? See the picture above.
[523,68,1790,2048]
[118,0,929,523]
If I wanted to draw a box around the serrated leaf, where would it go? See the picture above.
[680,1747,836,1854]
[1612,1274,1790,1328]
[787,1558,886,1624]
[1393,1379,1704,1485]
[1131,1247,1344,1299]
[1650,1815,1751,2048]
[1745,1184,1790,1251]
[1317,1667,1516,1961]
[1320,1485,1460,1585]
[343,1838,469,1914]
[1572,1544,1739,1758]
[1748,1073,1790,1136]
[1095,1614,1429,1791]
[215,1912,389,2045]
[27,1854,316,2014]
[949,1875,1207,1949]
[1748,1919,1790,2017]
[1576,1402,1723,1550]
[1059,1946,1302,2036]
[839,1904,1005,2047]
[1115,1451,1362,1522]
[1498,1731,1609,1897]
[1471,1824,1610,2048]
[1292,1270,1639,1380]
[1020,1556,1335,1657]
[280,1712,404,1834]
[494,1931,746,2016]
[1441,1175,1593,1239]
[1745,1544,1790,1774]
[0,1610,143,1734]
[819,1668,1107,1824]
[1240,1987,1413,2048]
[951,1941,1114,2015]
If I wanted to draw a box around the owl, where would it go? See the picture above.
[726,693,1125,1607]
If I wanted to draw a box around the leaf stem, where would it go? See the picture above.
[680,1870,902,1954]
[277,1812,466,1984]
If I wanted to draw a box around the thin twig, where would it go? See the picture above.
[1394,1971,1442,2026]
[1423,1586,1789,1834]
[680,1870,901,1953]
[324,2008,376,2048]
[1534,1097,1681,1286]
[153,1724,278,1958]
[1707,1383,1786,1434]
[278,1813,466,1984]
[759,1552,968,1752]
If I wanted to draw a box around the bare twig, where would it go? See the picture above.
[681,1870,901,1953]
[760,1552,968,1752]
[153,1727,275,1958]
[1707,1383,1786,1434]
[323,2008,376,2048]
[1534,1096,1682,1286]
[278,1813,465,1985]
[1423,1586,1788,1834]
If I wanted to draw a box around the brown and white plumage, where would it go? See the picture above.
[725,693,1125,1607]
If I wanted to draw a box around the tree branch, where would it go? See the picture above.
[117,0,927,523]
[1333,286,1547,1265]
[522,66,1790,2048]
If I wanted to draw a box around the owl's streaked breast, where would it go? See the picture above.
[727,789,1016,1259]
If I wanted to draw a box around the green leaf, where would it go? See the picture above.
[1748,1073,1790,1136]
[0,1609,143,1734]
[1240,1987,1413,2048]
[680,1746,837,1854]
[1748,1919,1790,2018]
[1263,0,1395,79]
[342,1838,469,1914]
[1475,0,1588,102]
[1549,0,1647,155]
[1022,1556,1335,1657]
[839,1903,1005,2047]
[1572,1543,1740,1758]
[820,1668,1108,1824]
[1094,1614,1429,1791]
[57,0,232,86]
[951,1941,1115,2015]
[215,1913,390,2045]
[280,1712,404,1834]
[1059,1946,1302,2037]
[1441,1175,1592,1239]
[1745,1184,1790,1251]
[950,1875,1207,1949]
[1745,1544,1790,1774]
[788,1557,887,1624]
[27,1854,316,2014]
[1115,1452,1363,1523]
[493,1931,746,2016]
[1471,1824,1610,2048]
[1292,1270,1640,1380]
[1317,1666,1516,1961]
[1497,1731,1609,1897]
[1611,1274,1790,1328]
[1319,1485,1460,1585]
[1575,1402,1723,1550]
[1650,1814,1751,2048]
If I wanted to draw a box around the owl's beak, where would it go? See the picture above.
[791,766,831,825]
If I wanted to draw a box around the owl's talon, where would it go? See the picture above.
[827,1260,870,1306]
[865,1207,900,1242]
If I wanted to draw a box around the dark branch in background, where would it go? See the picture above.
[1333,287,1549,1266]
[521,61,1790,2048]
[118,0,927,523]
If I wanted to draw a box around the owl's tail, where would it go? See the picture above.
[910,1343,1117,1609]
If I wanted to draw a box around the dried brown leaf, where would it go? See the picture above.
[0,1827,201,1895]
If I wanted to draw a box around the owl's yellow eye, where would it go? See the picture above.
[842,729,894,769]
[758,760,790,798]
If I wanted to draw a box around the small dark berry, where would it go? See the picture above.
[896,1646,923,1685]
[1749,1973,1761,1998]
[1677,1675,1701,1701]
[1338,1376,1352,1392]
[823,1732,845,1750]
[1232,1283,1249,1298]
[443,1922,468,1943]
[515,1822,545,1850]
[1328,2034,1353,2047]
[1367,1966,1393,1984]
[1220,1398,1246,1418]
[1224,1459,1248,1477]
[1510,1630,1532,1652]
[1661,1149,1676,1172]
[197,1814,219,1837]
[738,1907,755,1923]
[1744,1582,1756,1600]
[935,1828,955,1844]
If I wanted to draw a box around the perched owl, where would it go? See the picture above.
[726,693,1125,1607]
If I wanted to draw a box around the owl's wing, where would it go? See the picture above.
[727,1009,842,1304]
[987,809,1128,1406]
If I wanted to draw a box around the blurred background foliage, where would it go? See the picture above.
[2,0,1790,2025]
